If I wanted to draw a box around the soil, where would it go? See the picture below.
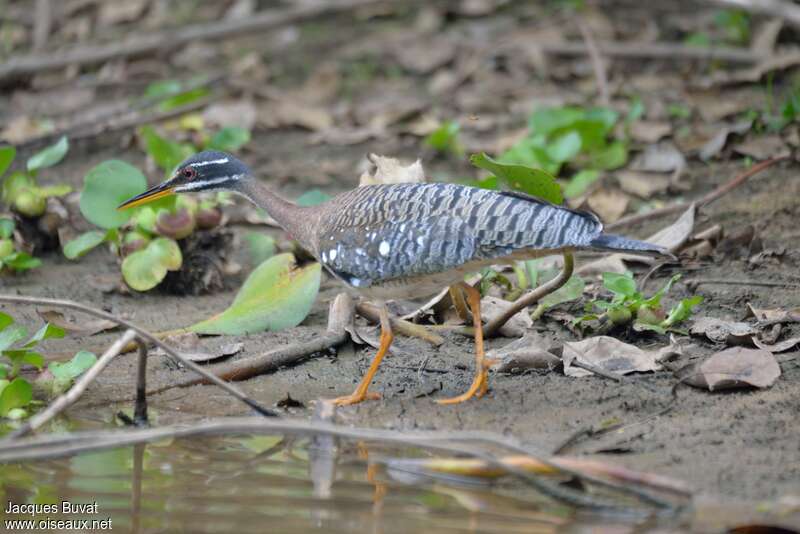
[1,0,799,526]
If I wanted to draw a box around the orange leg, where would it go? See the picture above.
[332,303,393,406]
[437,282,494,404]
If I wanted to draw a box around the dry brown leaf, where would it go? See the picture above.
[617,171,671,199]
[359,154,426,186]
[645,203,696,253]
[586,189,629,223]
[203,99,257,131]
[629,121,672,144]
[153,332,244,363]
[746,303,800,324]
[733,135,791,160]
[753,336,800,353]
[562,336,667,378]
[481,296,533,337]
[712,51,800,85]
[394,35,457,74]
[258,100,333,131]
[490,333,561,373]
[678,347,780,391]
[37,310,118,336]
[98,0,149,26]
[690,317,757,345]
[631,142,685,173]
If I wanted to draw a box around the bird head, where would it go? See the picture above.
[117,150,250,210]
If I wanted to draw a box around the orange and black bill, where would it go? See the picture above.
[117,181,175,210]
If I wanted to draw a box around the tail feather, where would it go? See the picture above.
[590,233,674,259]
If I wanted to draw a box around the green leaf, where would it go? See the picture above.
[144,79,183,99]
[530,107,586,137]
[540,275,585,308]
[0,378,32,416]
[0,325,27,351]
[245,233,277,266]
[2,252,41,272]
[24,323,65,347]
[602,272,637,298]
[121,237,182,291]
[0,312,12,331]
[563,169,599,198]
[425,121,462,154]
[190,253,321,335]
[0,218,14,239]
[34,184,72,198]
[295,189,331,207]
[664,295,703,327]
[80,160,147,229]
[140,126,193,173]
[626,97,645,125]
[27,136,68,172]
[2,171,33,203]
[643,274,681,308]
[0,145,15,177]
[22,352,44,370]
[498,138,559,175]
[158,87,211,112]
[470,153,563,204]
[207,127,251,152]
[49,351,97,381]
[63,230,107,259]
[545,131,582,163]
[588,140,628,170]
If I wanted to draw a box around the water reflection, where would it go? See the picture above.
[0,432,682,533]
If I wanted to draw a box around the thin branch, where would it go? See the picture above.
[532,39,764,64]
[577,21,610,106]
[356,302,445,346]
[483,252,575,338]
[0,294,278,418]
[0,0,394,82]
[7,329,138,439]
[606,156,788,231]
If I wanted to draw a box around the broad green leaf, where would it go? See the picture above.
[664,295,703,326]
[0,145,15,177]
[23,351,44,370]
[2,171,33,203]
[158,87,211,112]
[121,237,182,291]
[190,253,321,335]
[530,107,586,137]
[49,350,97,381]
[470,153,563,204]
[295,189,331,207]
[545,131,582,163]
[602,272,637,298]
[0,312,12,331]
[27,136,68,172]
[0,218,14,239]
[588,140,628,170]
[0,378,32,416]
[207,127,251,152]
[3,252,41,271]
[80,160,147,229]
[245,233,277,266]
[24,323,65,347]
[34,184,72,198]
[563,169,600,198]
[498,138,559,175]
[425,121,462,154]
[0,325,27,351]
[140,126,193,173]
[626,97,645,125]
[540,275,586,308]
[144,79,182,99]
[63,230,107,259]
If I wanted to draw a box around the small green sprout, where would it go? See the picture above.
[0,138,71,219]
[425,121,463,156]
[0,218,40,273]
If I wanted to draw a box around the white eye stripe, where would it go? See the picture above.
[188,158,229,167]
[178,174,241,191]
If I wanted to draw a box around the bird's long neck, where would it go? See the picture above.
[238,178,321,255]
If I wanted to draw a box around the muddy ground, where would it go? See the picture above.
[1,0,799,524]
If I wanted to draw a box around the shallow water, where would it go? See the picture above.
[0,429,691,534]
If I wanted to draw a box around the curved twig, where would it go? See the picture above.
[0,294,277,419]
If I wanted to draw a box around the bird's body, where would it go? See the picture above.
[119,151,670,406]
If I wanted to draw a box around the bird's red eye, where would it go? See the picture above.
[183,167,196,179]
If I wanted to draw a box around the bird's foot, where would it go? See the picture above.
[436,356,498,404]
[330,390,381,406]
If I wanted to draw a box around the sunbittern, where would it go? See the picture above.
[119,151,668,406]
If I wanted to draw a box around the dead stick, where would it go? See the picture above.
[533,39,764,64]
[607,156,787,231]
[483,252,575,338]
[356,302,445,346]
[7,329,138,440]
[0,294,277,418]
[577,21,610,106]
[0,0,392,82]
